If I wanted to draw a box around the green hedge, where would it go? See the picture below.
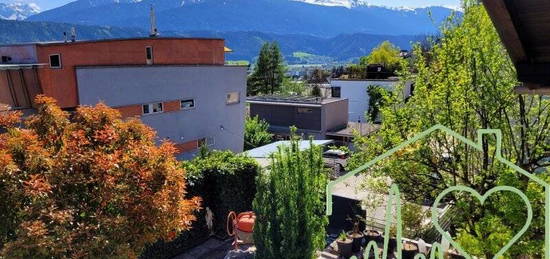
[141,151,260,258]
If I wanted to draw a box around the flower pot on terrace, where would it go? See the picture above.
[363,229,382,245]
[337,238,354,258]
[402,242,419,259]
[387,237,397,253]
[347,231,364,253]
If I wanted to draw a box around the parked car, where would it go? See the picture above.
[323,149,349,178]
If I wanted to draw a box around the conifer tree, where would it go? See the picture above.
[253,130,328,259]
[247,42,286,95]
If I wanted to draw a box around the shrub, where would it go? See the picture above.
[142,151,259,258]
[183,150,260,235]
[244,116,273,151]
[253,132,328,259]
[0,96,200,258]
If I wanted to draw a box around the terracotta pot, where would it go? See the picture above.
[347,231,364,253]
[363,229,382,245]
[402,242,419,259]
[337,238,354,258]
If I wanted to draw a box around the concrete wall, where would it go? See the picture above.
[322,99,348,133]
[0,45,37,64]
[330,79,411,122]
[76,65,247,159]
[249,103,322,131]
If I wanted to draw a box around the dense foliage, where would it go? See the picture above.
[360,41,403,72]
[253,132,328,259]
[183,150,260,235]
[348,2,550,257]
[244,116,273,151]
[247,42,286,96]
[366,85,391,123]
[0,96,200,258]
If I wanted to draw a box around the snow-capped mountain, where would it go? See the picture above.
[0,2,40,20]
[292,0,368,8]
[26,0,457,37]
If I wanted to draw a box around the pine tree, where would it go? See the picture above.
[247,42,286,95]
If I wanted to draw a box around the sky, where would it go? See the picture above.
[2,0,461,11]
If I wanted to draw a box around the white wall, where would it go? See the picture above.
[330,79,411,123]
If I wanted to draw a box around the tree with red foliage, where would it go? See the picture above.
[0,96,200,258]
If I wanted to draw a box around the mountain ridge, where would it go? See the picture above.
[0,19,423,64]
[26,0,457,37]
[0,2,40,20]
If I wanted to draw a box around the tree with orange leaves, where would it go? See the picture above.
[0,96,200,258]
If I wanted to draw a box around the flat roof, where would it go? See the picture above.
[244,140,334,158]
[326,122,380,137]
[330,77,400,82]
[247,96,345,106]
[0,37,224,47]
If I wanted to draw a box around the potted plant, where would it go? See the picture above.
[336,231,353,258]
[360,175,389,246]
[386,225,398,253]
[402,241,419,259]
[363,228,382,245]
[347,222,364,253]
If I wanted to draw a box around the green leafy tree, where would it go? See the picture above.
[279,77,306,96]
[311,85,322,97]
[247,42,286,96]
[348,1,550,257]
[366,85,391,123]
[244,116,273,150]
[253,130,328,259]
[360,41,403,72]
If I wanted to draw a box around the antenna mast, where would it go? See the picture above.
[149,5,159,37]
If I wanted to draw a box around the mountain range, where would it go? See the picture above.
[0,18,422,63]
[0,2,40,20]
[26,0,457,37]
[0,0,457,63]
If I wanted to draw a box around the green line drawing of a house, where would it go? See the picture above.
[325,124,550,259]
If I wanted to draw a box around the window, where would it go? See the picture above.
[331,87,341,98]
[49,54,61,68]
[181,99,195,110]
[297,107,313,114]
[226,92,240,105]
[146,46,153,65]
[142,102,163,114]
[1,56,11,63]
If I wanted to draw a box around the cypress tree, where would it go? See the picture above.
[253,129,328,259]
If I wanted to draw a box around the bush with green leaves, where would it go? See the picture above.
[253,132,328,259]
[183,150,260,235]
[244,116,273,151]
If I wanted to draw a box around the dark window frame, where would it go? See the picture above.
[181,99,196,110]
[49,54,62,69]
[331,86,341,98]
[146,46,153,64]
